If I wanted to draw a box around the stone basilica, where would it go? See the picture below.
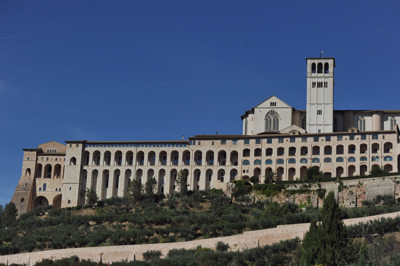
[11,57,400,215]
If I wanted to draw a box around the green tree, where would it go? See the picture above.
[370,165,385,176]
[145,177,157,200]
[176,170,188,196]
[300,191,348,266]
[305,166,323,181]
[264,171,276,184]
[85,188,98,208]
[249,176,259,185]
[128,179,142,204]
[3,202,18,226]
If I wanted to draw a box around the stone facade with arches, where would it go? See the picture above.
[10,56,400,214]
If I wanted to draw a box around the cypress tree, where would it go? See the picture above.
[300,191,348,266]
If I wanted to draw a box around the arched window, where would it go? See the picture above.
[324,62,329,73]
[311,63,316,73]
[254,159,261,165]
[243,160,250,165]
[348,157,356,162]
[70,157,77,165]
[265,159,273,165]
[243,149,250,157]
[300,158,308,164]
[324,158,332,163]
[358,117,365,131]
[384,156,393,161]
[288,158,296,164]
[312,158,320,163]
[265,110,280,132]
[317,63,323,73]
[360,156,368,161]
[277,159,284,164]
[336,157,344,163]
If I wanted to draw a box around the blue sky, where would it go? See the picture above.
[1,1,399,206]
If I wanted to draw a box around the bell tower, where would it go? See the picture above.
[306,57,335,133]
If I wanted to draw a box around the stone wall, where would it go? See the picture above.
[1,211,400,266]
[268,175,400,208]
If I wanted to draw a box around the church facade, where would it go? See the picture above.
[11,57,400,215]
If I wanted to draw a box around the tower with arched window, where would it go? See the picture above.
[306,57,335,133]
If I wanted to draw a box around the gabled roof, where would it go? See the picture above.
[254,95,292,108]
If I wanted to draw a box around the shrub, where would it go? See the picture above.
[216,241,230,251]
[143,250,162,261]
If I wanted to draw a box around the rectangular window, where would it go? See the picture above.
[312,82,316,88]
[290,137,295,143]
[244,139,250,144]
[337,135,343,141]
[270,102,276,107]
[349,135,354,140]
[317,110,322,115]
[314,136,319,142]
[232,140,237,145]
[361,134,366,140]
[302,137,307,143]
[325,136,331,141]
[278,138,284,143]
[197,141,201,145]
[256,139,261,144]
[372,134,378,140]
[267,138,272,144]
[221,140,226,145]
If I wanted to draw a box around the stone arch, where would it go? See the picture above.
[348,165,356,177]
[217,169,225,182]
[33,196,49,208]
[360,165,368,176]
[101,170,110,200]
[83,151,90,165]
[113,169,120,197]
[242,148,250,157]
[137,151,144,166]
[171,151,179,166]
[54,164,61,178]
[136,169,143,183]
[276,167,284,181]
[324,145,332,155]
[253,168,261,180]
[170,169,178,193]
[91,170,98,191]
[230,151,238,166]
[336,167,344,178]
[44,164,52,178]
[193,169,201,190]
[158,169,165,194]
[206,150,214,165]
[218,150,227,166]
[126,151,134,166]
[93,151,101,166]
[194,150,202,166]
[336,145,344,155]
[324,62,329,73]
[317,62,323,73]
[312,146,320,155]
[288,168,296,181]
[114,151,122,166]
[35,164,43,178]
[182,150,191,166]
[124,169,132,197]
[52,194,62,209]
[300,166,307,179]
[148,151,156,166]
[205,169,213,189]
[70,157,76,166]
[25,168,31,176]
[384,164,393,173]
[230,169,237,182]
[159,151,167,166]
[103,151,111,166]
[384,142,393,153]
